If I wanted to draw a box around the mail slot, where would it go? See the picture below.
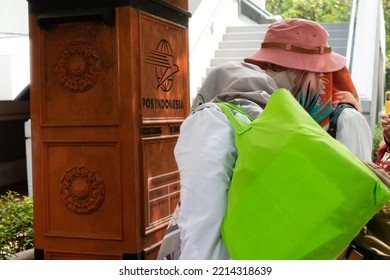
[27,0,190,259]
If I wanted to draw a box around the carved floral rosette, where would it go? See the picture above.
[60,166,105,215]
[55,40,102,93]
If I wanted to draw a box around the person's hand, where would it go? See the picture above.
[381,113,390,143]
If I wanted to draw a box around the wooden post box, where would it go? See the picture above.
[27,0,190,260]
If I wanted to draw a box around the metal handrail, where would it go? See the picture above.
[238,0,281,24]
[346,0,358,71]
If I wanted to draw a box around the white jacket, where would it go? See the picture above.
[175,102,372,260]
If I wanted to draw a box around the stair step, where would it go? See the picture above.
[226,25,269,33]
[324,29,350,38]
[219,40,262,49]
[328,38,348,47]
[223,32,266,41]
[223,30,348,42]
[210,57,245,67]
[333,47,347,56]
[215,48,258,57]
[225,22,350,33]
[218,38,347,50]
[211,46,347,61]
[320,22,350,30]
[196,22,350,95]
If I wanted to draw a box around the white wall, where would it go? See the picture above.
[0,37,30,100]
[350,0,386,130]
[0,0,28,37]
[0,55,12,99]
[189,0,203,13]
[0,0,29,100]
[189,0,240,102]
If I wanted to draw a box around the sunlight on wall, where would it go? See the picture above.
[0,0,29,100]
[0,37,29,100]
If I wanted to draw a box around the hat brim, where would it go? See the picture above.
[244,48,346,73]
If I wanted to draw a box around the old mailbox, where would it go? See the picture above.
[27,0,190,259]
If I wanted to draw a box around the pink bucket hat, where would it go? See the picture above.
[244,18,347,73]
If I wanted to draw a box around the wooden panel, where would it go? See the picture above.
[141,136,179,235]
[41,141,123,240]
[45,250,122,260]
[162,0,188,10]
[40,20,118,126]
[139,12,189,122]
[143,241,162,260]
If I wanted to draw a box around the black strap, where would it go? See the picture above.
[327,103,356,138]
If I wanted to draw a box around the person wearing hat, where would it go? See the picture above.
[164,19,373,260]
[244,18,372,161]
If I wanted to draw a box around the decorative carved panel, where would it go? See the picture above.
[55,41,102,93]
[41,21,118,126]
[42,141,122,240]
[60,166,105,215]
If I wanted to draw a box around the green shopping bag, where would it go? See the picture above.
[217,89,390,260]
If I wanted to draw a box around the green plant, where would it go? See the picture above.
[0,191,33,260]
[372,118,384,162]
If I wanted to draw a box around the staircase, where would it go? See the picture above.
[203,22,350,79]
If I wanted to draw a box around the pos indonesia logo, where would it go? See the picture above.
[146,39,179,92]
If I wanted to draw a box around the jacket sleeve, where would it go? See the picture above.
[336,108,373,162]
[175,106,237,259]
